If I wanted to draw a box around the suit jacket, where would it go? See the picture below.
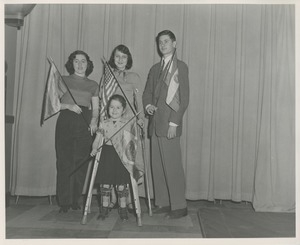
[143,59,189,137]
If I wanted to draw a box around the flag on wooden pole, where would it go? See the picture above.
[40,58,67,126]
[165,50,180,112]
[100,61,118,120]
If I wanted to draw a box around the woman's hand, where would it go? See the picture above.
[137,118,144,128]
[89,118,98,135]
[68,104,82,114]
[90,148,97,157]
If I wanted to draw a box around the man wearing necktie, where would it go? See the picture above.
[143,30,190,219]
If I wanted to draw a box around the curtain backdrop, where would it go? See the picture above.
[10,4,295,212]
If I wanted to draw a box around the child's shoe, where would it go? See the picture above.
[97,206,109,220]
[119,207,128,221]
[108,201,118,212]
[127,203,134,214]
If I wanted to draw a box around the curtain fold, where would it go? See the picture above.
[10,4,295,212]
[252,5,295,212]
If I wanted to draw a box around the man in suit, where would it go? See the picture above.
[143,30,189,219]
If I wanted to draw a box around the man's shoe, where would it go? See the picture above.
[153,206,171,214]
[165,207,188,219]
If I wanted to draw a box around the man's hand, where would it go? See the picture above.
[146,105,157,115]
[167,125,177,139]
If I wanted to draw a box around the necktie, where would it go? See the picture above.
[158,59,165,79]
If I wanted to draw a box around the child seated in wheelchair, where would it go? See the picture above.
[90,94,142,221]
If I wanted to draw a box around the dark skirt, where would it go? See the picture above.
[95,144,130,185]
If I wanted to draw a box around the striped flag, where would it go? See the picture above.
[100,62,118,120]
[165,52,180,112]
[40,59,67,125]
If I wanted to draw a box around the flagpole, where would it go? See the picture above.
[69,111,141,177]
[101,57,139,120]
[47,57,90,128]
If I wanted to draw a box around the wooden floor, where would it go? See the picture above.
[197,200,296,238]
[5,195,296,242]
[5,195,202,239]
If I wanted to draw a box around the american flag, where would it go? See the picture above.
[100,62,118,120]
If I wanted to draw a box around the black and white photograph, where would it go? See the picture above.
[3,1,298,244]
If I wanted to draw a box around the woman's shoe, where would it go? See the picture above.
[59,205,70,213]
[97,207,109,220]
[119,207,128,221]
[71,203,81,210]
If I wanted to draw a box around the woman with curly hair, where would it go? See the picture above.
[55,50,99,213]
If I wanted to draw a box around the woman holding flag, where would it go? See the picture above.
[103,44,144,125]
[99,44,144,212]
[55,50,99,213]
